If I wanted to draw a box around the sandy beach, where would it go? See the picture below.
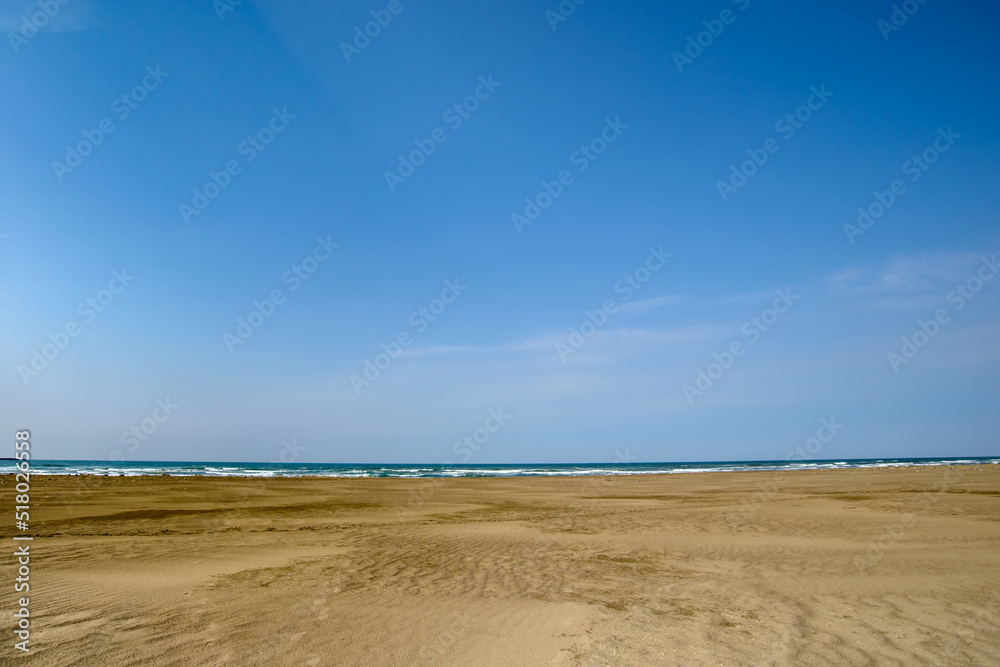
[2,465,998,666]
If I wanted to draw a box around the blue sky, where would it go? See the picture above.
[1,0,998,463]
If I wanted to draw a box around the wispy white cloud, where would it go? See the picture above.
[619,289,795,313]
[825,250,992,311]
[399,324,731,362]
[398,336,559,359]
[618,294,681,315]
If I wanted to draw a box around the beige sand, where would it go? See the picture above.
[2,465,998,665]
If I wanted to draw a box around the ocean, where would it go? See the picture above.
[3,457,997,477]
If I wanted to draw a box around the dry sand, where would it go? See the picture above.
[2,465,998,666]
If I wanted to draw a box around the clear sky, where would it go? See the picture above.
[2,0,998,464]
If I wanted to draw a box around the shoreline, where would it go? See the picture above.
[5,458,998,480]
